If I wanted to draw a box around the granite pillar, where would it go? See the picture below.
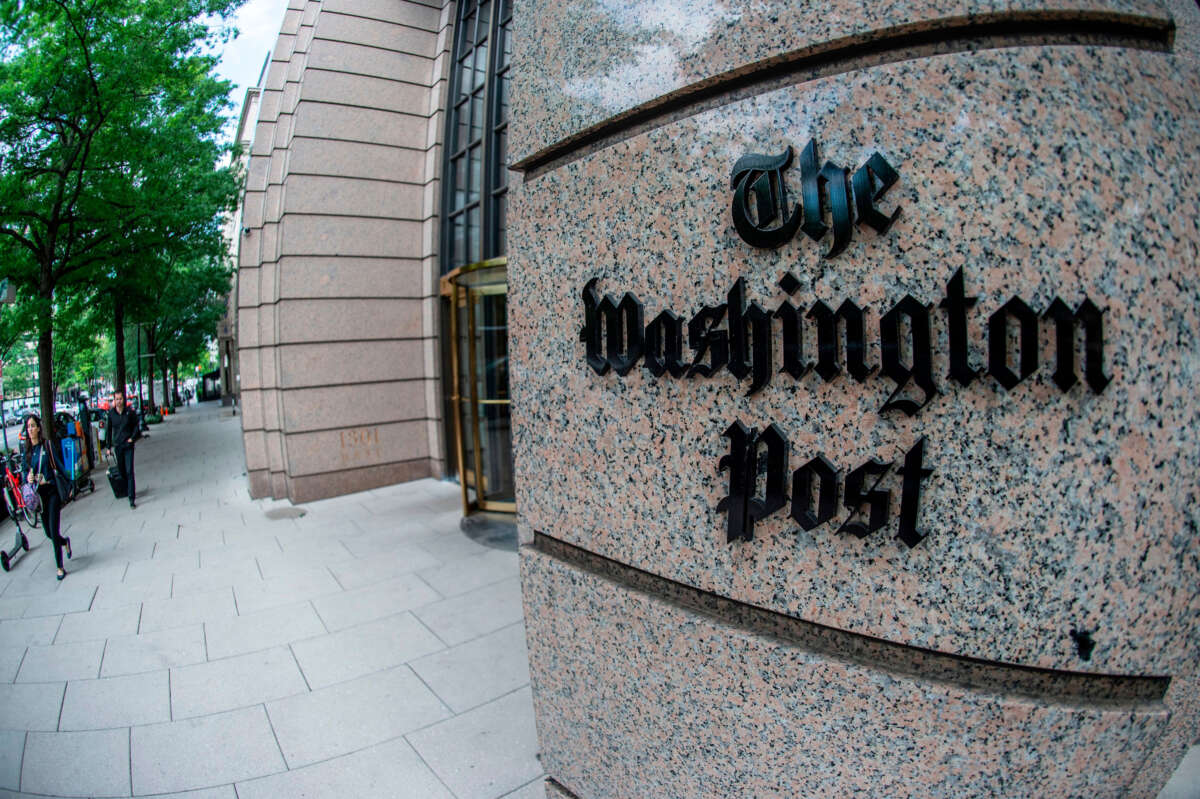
[509,0,1200,795]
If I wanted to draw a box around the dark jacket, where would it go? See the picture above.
[105,405,139,450]
[22,440,57,484]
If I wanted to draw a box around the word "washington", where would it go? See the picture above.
[579,267,1110,415]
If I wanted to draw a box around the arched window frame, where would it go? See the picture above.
[440,0,511,274]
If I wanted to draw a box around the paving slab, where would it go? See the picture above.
[503,780,550,799]
[0,617,61,650]
[325,543,441,590]
[310,572,441,631]
[170,560,261,598]
[131,705,285,795]
[0,597,32,622]
[232,570,342,614]
[289,611,444,689]
[0,575,61,600]
[418,549,519,598]
[169,646,307,719]
[15,640,104,683]
[407,687,541,799]
[90,575,171,610]
[202,601,325,661]
[0,729,23,791]
[141,786,237,799]
[411,622,530,713]
[413,576,524,646]
[1158,745,1200,799]
[19,585,96,619]
[266,664,450,768]
[100,625,206,677]
[235,737,455,799]
[53,605,140,645]
[0,645,25,684]
[124,553,199,585]
[137,588,236,634]
[21,728,129,798]
[59,671,170,731]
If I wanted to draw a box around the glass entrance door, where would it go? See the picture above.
[444,258,514,514]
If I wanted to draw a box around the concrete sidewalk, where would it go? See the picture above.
[0,402,541,799]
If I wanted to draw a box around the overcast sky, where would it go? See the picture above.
[214,0,290,138]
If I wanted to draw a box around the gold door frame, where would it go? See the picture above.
[441,257,515,516]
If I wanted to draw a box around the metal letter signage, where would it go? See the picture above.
[578,149,1112,554]
[731,139,902,256]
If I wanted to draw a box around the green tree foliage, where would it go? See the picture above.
[135,252,230,408]
[0,0,242,434]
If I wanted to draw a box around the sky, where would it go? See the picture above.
[214,0,290,139]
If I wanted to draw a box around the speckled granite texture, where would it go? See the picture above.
[511,43,1200,676]
[522,547,1169,798]
[509,1,1200,796]
[509,0,1171,165]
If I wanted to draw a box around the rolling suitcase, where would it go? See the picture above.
[107,464,127,499]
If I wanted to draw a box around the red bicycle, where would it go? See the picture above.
[3,452,39,528]
[1,453,32,572]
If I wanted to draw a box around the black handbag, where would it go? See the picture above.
[45,443,72,505]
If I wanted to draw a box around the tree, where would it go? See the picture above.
[0,0,242,437]
[133,252,230,410]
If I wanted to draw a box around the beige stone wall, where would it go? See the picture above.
[237,0,453,502]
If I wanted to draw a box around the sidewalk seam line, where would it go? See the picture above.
[18,731,27,793]
[97,638,109,680]
[288,642,312,692]
[261,702,290,771]
[55,681,66,732]
[409,609,451,649]
[403,733,463,799]
[408,664,454,715]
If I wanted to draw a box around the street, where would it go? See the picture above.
[0,402,541,798]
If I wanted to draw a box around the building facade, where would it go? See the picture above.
[238,0,1200,795]
[240,0,459,502]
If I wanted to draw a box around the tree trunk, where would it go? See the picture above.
[114,298,126,394]
[172,365,179,408]
[36,321,55,446]
[145,330,156,411]
[161,360,168,411]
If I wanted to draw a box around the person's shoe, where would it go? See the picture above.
[129,500,136,509]
[65,537,71,559]
[56,569,66,581]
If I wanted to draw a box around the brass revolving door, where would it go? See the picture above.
[442,258,514,515]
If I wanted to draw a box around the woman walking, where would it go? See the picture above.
[23,415,70,580]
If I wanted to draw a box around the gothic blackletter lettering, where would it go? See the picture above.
[838,459,891,539]
[1043,297,1111,394]
[851,152,902,234]
[730,148,802,248]
[879,295,938,415]
[939,267,980,387]
[988,297,1039,390]
[790,454,839,531]
[896,437,934,548]
[688,305,729,377]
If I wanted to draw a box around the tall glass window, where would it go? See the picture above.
[440,0,515,516]
[442,0,511,272]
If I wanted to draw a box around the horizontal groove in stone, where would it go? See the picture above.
[514,10,1175,178]
[530,533,1171,709]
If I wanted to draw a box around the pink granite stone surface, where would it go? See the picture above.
[521,548,1171,798]
[509,0,1171,165]
[509,1,1200,795]
[510,42,1200,676]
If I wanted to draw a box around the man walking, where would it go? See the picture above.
[105,390,139,509]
